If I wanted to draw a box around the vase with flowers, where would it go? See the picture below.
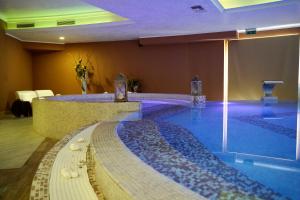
[75,59,89,94]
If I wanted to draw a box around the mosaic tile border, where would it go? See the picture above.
[86,145,105,200]
[30,124,102,200]
[91,121,205,200]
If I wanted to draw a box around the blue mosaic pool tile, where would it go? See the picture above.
[156,120,288,200]
[118,118,289,200]
[118,120,238,199]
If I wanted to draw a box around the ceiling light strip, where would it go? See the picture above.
[238,23,300,33]
[297,36,300,160]
[218,0,282,9]
[222,40,229,153]
[223,40,229,103]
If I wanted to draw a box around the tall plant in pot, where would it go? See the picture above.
[75,59,89,94]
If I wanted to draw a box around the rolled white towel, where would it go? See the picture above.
[70,171,79,178]
[69,143,80,151]
[61,168,71,179]
[77,138,85,143]
[61,168,79,178]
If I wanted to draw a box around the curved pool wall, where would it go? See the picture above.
[32,94,137,139]
[117,100,300,200]
[46,93,193,102]
[32,93,193,139]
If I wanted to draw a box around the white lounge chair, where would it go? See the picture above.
[35,90,54,98]
[15,90,37,103]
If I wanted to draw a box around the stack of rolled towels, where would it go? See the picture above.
[60,137,86,179]
[61,168,79,179]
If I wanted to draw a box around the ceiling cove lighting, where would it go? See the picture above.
[4,10,127,30]
[236,23,300,39]
[218,0,282,9]
[238,23,300,33]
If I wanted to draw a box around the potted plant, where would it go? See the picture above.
[75,59,89,94]
[127,79,141,93]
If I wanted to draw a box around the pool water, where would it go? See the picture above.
[166,101,299,199]
[118,100,300,200]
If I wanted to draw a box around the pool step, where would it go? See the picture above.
[214,152,300,173]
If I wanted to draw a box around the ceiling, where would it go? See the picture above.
[0,0,299,43]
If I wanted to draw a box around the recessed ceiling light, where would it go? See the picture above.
[59,36,65,40]
[191,5,205,12]
[218,0,282,9]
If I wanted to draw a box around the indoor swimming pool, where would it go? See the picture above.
[118,100,300,200]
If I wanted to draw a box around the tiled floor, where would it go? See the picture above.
[0,115,57,200]
[0,138,57,200]
[0,115,45,169]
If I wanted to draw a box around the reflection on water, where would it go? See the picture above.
[221,102,298,160]
[296,102,300,160]
[216,101,300,200]
[222,102,228,153]
[165,101,300,199]
[190,107,202,121]
[139,100,300,199]
[261,105,277,119]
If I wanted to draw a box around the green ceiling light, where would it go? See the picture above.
[2,5,127,30]
[218,0,282,9]
[0,12,6,21]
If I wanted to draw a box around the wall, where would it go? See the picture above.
[229,35,299,101]
[0,20,32,112]
[1,27,297,107]
[32,40,224,100]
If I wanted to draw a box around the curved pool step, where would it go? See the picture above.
[91,121,204,200]
[30,124,103,200]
